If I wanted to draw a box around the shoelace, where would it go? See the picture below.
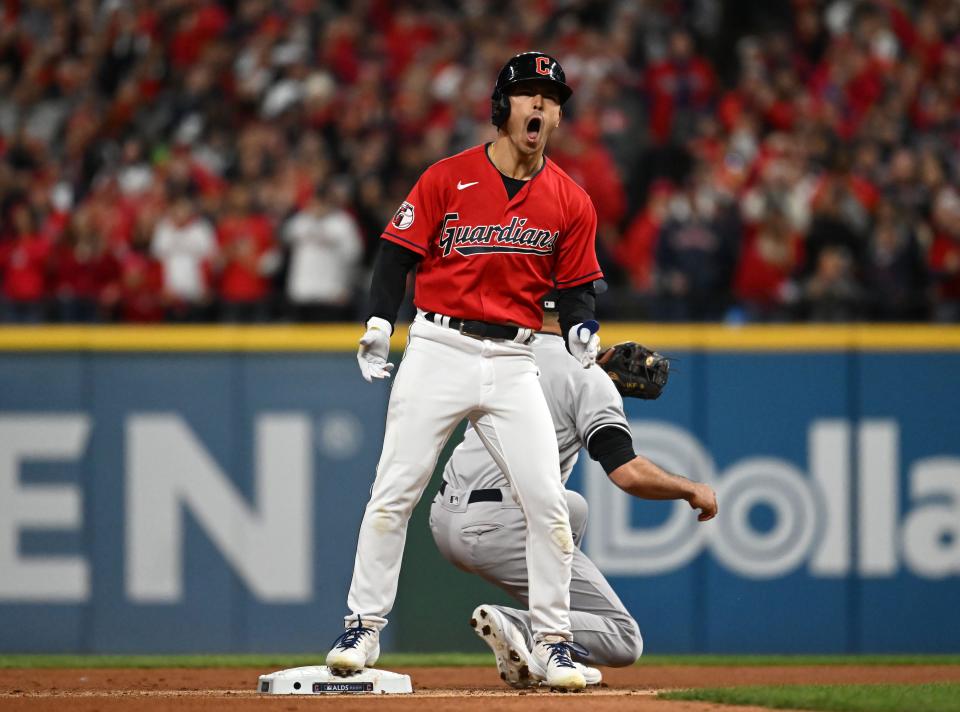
[332,616,375,651]
[543,641,590,669]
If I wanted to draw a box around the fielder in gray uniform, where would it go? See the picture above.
[429,294,718,687]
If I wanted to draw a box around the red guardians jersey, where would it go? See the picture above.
[381,144,602,329]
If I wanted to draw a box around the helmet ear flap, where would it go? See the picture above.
[491,89,511,128]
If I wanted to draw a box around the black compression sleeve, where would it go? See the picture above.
[586,425,636,475]
[367,241,422,328]
[558,282,596,347]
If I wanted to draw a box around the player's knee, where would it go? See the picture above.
[564,490,588,546]
[522,485,574,552]
[367,465,433,517]
[366,505,408,533]
[603,617,644,667]
[621,618,644,665]
[549,521,575,554]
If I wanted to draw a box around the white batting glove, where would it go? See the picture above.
[357,317,395,383]
[568,320,600,368]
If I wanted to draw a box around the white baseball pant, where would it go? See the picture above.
[345,314,574,640]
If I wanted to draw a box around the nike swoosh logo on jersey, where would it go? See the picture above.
[457,181,479,190]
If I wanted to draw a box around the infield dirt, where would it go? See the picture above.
[2,664,959,711]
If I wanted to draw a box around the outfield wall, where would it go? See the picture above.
[0,325,958,654]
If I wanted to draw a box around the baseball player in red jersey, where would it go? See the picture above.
[325,52,603,690]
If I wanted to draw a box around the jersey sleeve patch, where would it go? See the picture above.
[392,201,415,230]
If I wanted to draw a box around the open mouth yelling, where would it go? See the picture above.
[525,116,542,145]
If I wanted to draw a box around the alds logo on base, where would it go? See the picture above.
[393,202,415,230]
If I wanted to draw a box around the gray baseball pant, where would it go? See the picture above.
[430,487,643,666]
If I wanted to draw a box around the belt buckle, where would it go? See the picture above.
[458,320,485,339]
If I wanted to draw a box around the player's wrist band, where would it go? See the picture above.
[366,316,394,335]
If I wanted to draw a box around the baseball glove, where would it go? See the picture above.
[597,342,670,399]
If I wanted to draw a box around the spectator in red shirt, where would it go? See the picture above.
[48,213,120,322]
[734,208,804,321]
[0,204,52,322]
[551,119,627,276]
[615,179,674,296]
[643,28,717,146]
[929,188,960,322]
[214,183,279,322]
[114,221,165,323]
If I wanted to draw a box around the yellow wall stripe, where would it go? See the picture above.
[1,324,959,352]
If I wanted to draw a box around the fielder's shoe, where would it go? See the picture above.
[576,662,602,686]
[469,604,534,688]
[325,616,380,676]
[529,639,588,691]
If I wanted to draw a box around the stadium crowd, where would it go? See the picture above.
[0,0,958,323]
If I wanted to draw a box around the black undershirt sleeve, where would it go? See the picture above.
[586,425,636,476]
[558,282,596,347]
[367,240,422,328]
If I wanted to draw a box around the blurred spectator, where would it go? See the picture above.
[653,173,740,321]
[552,120,627,275]
[883,148,926,219]
[613,179,674,317]
[733,208,803,321]
[283,186,363,322]
[0,204,51,322]
[151,194,217,321]
[799,245,863,322]
[644,28,717,146]
[215,183,278,322]
[49,214,120,322]
[801,177,868,280]
[929,188,960,322]
[861,200,929,320]
[115,225,165,323]
[116,137,155,198]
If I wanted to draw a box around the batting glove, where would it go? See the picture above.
[568,320,600,368]
[357,317,395,383]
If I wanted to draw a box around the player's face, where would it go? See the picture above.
[505,81,563,155]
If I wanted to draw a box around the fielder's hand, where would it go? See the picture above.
[687,482,718,522]
[357,317,395,383]
[568,320,600,368]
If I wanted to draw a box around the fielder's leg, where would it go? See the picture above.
[432,490,643,667]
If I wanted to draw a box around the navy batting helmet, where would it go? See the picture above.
[491,52,573,128]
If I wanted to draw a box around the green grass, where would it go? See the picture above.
[0,653,958,669]
[661,682,960,712]
[636,654,960,667]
